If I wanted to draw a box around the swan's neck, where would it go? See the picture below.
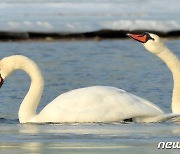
[14,56,44,123]
[157,47,180,113]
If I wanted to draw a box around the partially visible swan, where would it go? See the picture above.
[127,32,180,114]
[0,32,180,123]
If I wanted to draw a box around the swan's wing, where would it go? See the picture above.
[36,86,164,123]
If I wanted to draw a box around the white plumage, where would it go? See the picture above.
[35,86,163,123]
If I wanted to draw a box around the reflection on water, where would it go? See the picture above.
[0,39,180,153]
[0,122,180,153]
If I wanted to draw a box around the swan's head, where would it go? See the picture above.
[127,32,165,55]
[0,56,16,88]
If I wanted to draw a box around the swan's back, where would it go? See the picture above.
[32,86,163,123]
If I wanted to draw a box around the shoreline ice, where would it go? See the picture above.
[0,0,180,39]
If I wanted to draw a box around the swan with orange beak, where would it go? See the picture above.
[128,32,180,115]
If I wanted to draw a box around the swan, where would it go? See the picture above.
[0,32,180,123]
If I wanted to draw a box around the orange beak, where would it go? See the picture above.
[127,33,148,43]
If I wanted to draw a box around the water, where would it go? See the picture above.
[0,39,180,153]
[0,123,180,154]
[0,0,180,33]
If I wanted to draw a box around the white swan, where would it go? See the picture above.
[0,32,180,123]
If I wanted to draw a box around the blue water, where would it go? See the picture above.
[0,39,180,153]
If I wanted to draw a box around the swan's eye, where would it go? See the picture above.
[144,32,155,42]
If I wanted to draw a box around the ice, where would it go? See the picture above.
[0,0,180,33]
[101,20,180,32]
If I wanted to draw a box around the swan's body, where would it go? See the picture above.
[0,32,180,123]
[32,86,164,123]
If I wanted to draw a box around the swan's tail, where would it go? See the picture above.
[133,113,180,123]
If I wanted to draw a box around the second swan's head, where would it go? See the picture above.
[0,55,20,88]
[127,32,165,55]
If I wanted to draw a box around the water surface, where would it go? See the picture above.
[0,39,180,153]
